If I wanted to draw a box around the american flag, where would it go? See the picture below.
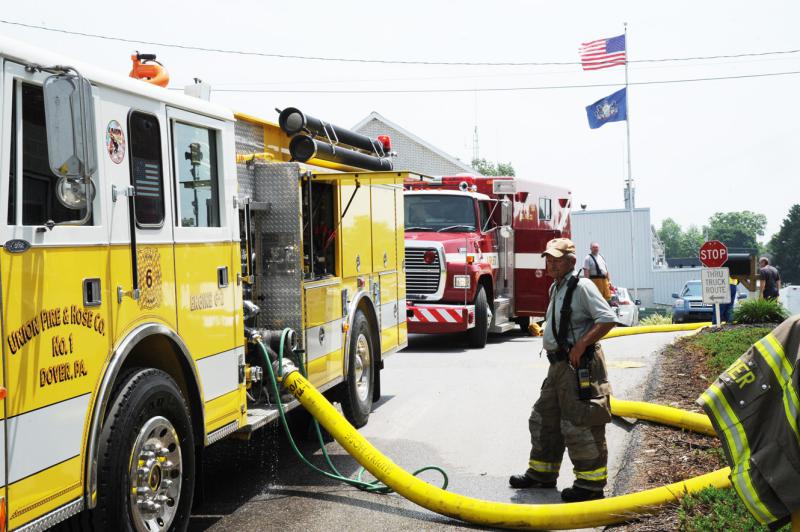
[579,34,626,71]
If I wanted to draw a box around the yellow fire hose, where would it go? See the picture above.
[281,369,731,529]
[603,322,711,339]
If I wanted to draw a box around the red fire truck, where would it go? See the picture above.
[403,175,572,347]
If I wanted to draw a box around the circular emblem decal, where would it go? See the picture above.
[535,269,544,278]
[138,247,163,310]
[318,327,326,346]
[106,120,126,164]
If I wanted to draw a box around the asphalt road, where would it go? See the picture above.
[189,328,687,531]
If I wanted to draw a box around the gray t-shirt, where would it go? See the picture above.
[543,272,620,351]
[583,253,608,277]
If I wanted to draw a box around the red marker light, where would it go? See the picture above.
[423,250,436,264]
[377,135,392,152]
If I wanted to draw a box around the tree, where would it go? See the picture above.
[657,219,706,258]
[657,218,684,258]
[706,211,767,252]
[769,204,800,284]
[471,158,515,176]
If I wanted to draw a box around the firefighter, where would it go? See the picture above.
[509,238,619,502]
[698,315,800,527]
[583,242,612,302]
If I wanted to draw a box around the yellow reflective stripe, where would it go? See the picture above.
[755,337,800,446]
[574,466,607,481]
[765,333,793,377]
[701,383,775,524]
[528,459,561,472]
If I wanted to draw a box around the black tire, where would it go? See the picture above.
[514,316,531,334]
[467,286,489,348]
[92,368,195,532]
[341,312,374,428]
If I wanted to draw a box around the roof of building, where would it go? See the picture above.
[353,111,478,175]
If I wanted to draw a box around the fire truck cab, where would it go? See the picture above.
[0,36,406,531]
[404,175,571,347]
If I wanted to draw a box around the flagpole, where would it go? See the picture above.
[624,22,638,302]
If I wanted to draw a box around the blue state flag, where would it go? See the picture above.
[586,88,627,129]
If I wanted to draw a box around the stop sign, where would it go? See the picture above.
[699,240,728,268]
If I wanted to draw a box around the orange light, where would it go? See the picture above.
[0,387,6,400]
[0,497,6,532]
[466,256,475,264]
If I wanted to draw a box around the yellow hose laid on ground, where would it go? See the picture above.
[610,397,716,437]
[603,322,711,339]
[281,370,730,530]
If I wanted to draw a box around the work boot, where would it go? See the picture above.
[508,474,556,489]
[560,486,604,502]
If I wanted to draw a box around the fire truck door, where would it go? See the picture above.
[166,108,241,434]
[107,96,178,341]
[1,61,110,528]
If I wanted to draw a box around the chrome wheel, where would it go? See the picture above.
[354,332,372,402]
[130,416,182,532]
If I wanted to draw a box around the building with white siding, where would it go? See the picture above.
[572,208,703,308]
[353,112,478,176]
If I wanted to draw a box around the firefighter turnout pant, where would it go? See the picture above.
[526,346,613,492]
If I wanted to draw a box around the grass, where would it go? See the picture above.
[678,486,790,531]
[679,326,790,531]
[690,326,772,375]
[640,313,672,326]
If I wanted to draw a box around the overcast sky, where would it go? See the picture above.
[2,1,798,241]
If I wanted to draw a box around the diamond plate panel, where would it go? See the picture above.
[235,120,264,201]
[252,162,304,339]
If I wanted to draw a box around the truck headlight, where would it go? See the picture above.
[673,299,684,307]
[453,275,471,289]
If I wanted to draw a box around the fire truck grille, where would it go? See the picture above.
[405,248,441,295]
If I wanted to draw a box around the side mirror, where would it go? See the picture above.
[671,293,680,299]
[634,299,641,306]
[43,72,97,178]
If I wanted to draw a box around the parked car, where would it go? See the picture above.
[610,286,640,326]
[671,280,713,323]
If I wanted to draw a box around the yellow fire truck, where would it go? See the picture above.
[0,37,408,531]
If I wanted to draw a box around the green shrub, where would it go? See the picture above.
[640,313,672,326]
[733,298,789,324]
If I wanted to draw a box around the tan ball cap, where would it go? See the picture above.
[541,238,576,258]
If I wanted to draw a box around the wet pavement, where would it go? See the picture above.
[189,328,687,531]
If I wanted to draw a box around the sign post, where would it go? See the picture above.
[699,241,729,325]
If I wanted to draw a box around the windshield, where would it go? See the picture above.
[682,282,702,297]
[404,195,477,232]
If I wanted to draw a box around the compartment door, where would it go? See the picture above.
[378,272,398,352]
[394,179,407,346]
[370,180,397,273]
[340,178,372,278]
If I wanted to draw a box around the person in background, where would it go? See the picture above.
[714,276,739,324]
[583,242,612,302]
[759,257,781,301]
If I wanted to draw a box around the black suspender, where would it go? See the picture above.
[551,276,580,352]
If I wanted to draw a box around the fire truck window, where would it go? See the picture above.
[128,111,164,226]
[538,197,552,221]
[16,83,87,226]
[478,201,493,231]
[404,195,476,232]
[173,122,220,228]
[302,181,336,278]
[7,88,16,225]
